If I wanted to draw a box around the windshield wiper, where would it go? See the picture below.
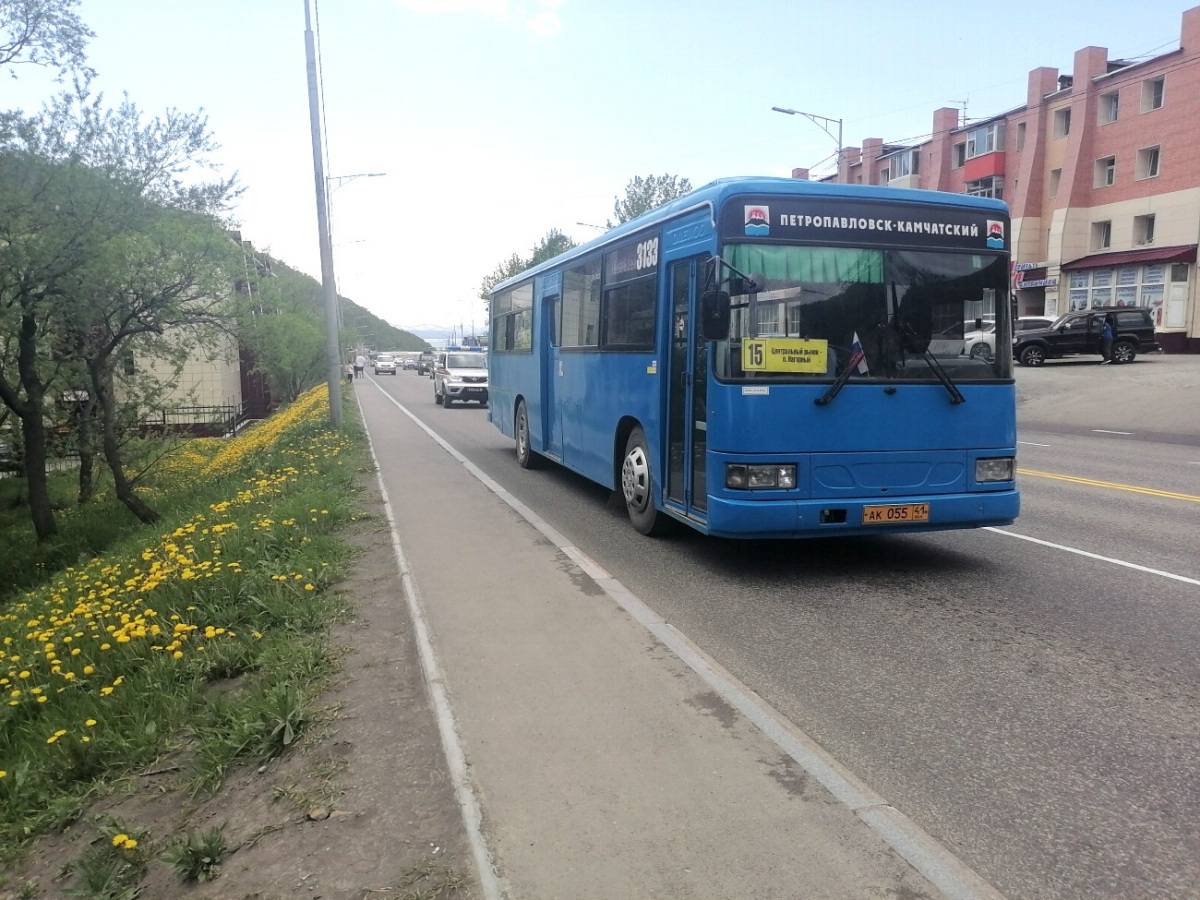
[814,354,858,406]
[913,346,966,404]
[894,319,965,404]
[816,325,966,407]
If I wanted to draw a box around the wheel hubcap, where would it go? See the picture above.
[622,446,650,510]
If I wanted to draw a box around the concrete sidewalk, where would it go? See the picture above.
[354,382,1008,900]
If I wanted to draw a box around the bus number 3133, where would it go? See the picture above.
[636,237,659,270]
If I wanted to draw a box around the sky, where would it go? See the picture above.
[3,0,1193,338]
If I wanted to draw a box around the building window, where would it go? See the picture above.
[965,176,1003,199]
[122,353,135,376]
[878,167,889,184]
[965,123,1004,159]
[1134,214,1156,246]
[1053,107,1071,138]
[1016,122,1026,151]
[1141,76,1165,112]
[1091,221,1112,250]
[1136,146,1160,179]
[885,149,920,179]
[1094,156,1116,188]
[952,142,966,168]
[1068,264,1178,315]
[1099,90,1119,124]
[1049,168,1062,199]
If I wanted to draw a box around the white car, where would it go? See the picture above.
[433,350,488,408]
[373,352,397,375]
[963,320,997,360]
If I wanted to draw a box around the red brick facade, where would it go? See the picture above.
[802,6,1200,352]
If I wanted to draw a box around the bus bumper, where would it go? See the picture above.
[698,490,1020,539]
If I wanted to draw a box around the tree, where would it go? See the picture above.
[0,85,240,536]
[478,252,527,305]
[609,174,693,226]
[0,0,93,79]
[68,206,240,524]
[237,263,327,405]
[478,229,578,305]
[0,150,107,538]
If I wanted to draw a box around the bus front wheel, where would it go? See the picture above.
[622,427,671,536]
[515,401,542,469]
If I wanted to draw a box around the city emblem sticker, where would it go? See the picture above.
[986,219,1005,249]
[745,205,770,236]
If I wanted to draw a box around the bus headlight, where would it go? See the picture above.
[975,457,1014,482]
[726,464,797,490]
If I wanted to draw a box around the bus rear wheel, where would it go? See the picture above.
[515,402,542,469]
[621,427,671,536]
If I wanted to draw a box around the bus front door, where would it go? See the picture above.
[666,256,708,519]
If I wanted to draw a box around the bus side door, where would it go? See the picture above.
[542,290,563,460]
[665,255,709,518]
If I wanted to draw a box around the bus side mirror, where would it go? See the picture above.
[726,273,767,296]
[700,290,731,341]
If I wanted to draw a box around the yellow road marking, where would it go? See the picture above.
[1017,468,1200,503]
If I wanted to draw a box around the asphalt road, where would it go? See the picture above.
[367,357,1200,900]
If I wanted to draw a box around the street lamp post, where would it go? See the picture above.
[771,106,844,176]
[303,0,342,428]
[325,172,386,240]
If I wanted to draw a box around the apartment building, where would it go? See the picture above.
[797,5,1200,352]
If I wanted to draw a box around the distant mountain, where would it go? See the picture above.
[404,325,454,340]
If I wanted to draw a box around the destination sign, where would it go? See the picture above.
[741,337,829,373]
[721,195,1007,252]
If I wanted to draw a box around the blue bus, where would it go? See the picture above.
[488,177,1018,538]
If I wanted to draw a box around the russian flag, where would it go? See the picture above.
[848,332,870,375]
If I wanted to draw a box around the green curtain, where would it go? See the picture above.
[725,245,883,284]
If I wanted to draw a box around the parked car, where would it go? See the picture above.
[373,352,397,375]
[963,320,998,360]
[1013,307,1160,366]
[433,349,488,408]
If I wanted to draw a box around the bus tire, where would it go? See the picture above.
[515,401,542,469]
[621,427,671,536]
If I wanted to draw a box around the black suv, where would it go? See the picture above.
[1014,307,1160,366]
[416,351,436,376]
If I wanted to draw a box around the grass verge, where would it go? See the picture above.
[0,384,366,886]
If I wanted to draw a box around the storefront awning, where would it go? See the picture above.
[1061,244,1196,271]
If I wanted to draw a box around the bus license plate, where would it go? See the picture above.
[862,503,930,524]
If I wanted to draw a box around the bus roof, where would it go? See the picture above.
[492,176,1010,296]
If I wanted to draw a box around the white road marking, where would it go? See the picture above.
[1091,429,1135,435]
[985,527,1200,586]
[1017,440,1051,447]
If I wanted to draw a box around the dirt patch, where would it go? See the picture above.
[2,490,481,900]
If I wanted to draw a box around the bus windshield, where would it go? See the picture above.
[713,245,1010,382]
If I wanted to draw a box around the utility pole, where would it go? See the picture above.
[303,0,342,428]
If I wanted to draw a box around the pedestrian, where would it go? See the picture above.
[1099,316,1114,365]
[346,362,354,385]
[354,353,366,379]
